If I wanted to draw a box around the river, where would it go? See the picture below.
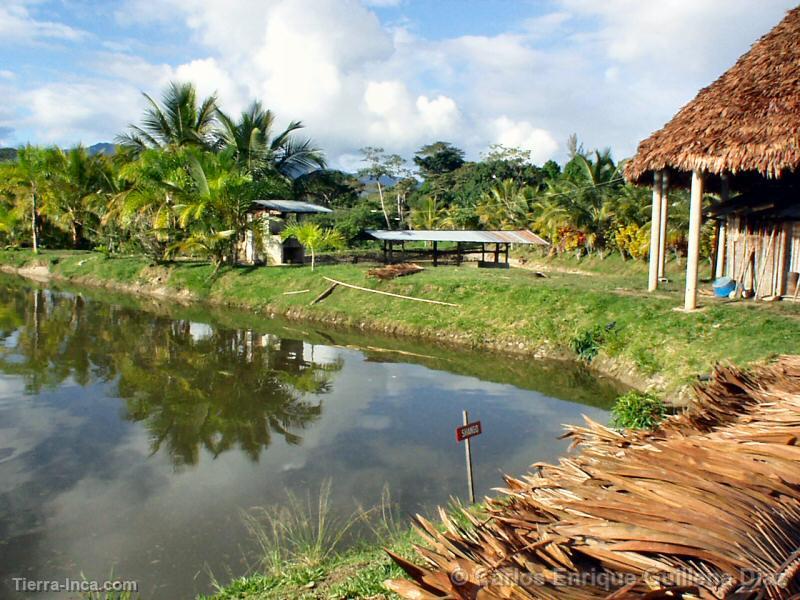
[0,274,625,598]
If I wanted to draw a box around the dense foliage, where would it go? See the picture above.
[0,80,704,263]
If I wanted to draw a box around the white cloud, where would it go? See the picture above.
[21,81,144,145]
[489,117,559,164]
[0,2,86,44]
[5,0,799,167]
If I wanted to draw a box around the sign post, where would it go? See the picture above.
[456,410,481,504]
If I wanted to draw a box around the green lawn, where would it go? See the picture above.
[2,248,798,397]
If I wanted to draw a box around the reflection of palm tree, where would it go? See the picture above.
[0,284,342,466]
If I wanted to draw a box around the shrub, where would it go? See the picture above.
[614,223,649,260]
[569,322,616,362]
[611,391,666,430]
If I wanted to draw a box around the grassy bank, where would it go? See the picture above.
[1,248,799,397]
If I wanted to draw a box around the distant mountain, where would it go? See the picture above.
[0,147,17,162]
[358,174,400,187]
[87,142,115,156]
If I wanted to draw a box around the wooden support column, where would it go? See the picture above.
[382,240,388,264]
[494,243,500,263]
[433,241,439,267]
[684,170,704,311]
[648,170,663,292]
[388,241,394,264]
[657,171,669,280]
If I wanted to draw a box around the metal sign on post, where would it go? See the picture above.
[456,410,481,504]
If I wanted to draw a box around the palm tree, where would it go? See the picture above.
[214,101,325,178]
[475,179,533,229]
[0,146,60,252]
[107,148,189,260]
[280,221,344,270]
[116,82,218,154]
[47,146,111,247]
[410,197,445,230]
[169,150,252,269]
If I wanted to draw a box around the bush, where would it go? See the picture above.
[611,391,666,430]
[614,223,649,260]
[569,322,616,362]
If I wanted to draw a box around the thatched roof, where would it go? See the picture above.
[626,7,800,184]
[387,356,800,599]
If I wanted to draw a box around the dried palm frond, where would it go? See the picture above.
[387,356,800,599]
[367,263,424,280]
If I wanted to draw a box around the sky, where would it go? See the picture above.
[0,0,797,170]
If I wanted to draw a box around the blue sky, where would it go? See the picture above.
[1,0,796,169]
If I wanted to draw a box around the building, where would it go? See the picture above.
[626,6,800,309]
[240,200,332,266]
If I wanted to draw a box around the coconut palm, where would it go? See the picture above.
[116,82,218,154]
[475,179,533,229]
[0,146,61,252]
[46,146,111,247]
[214,101,326,178]
[280,221,344,270]
[169,149,252,269]
[410,197,445,230]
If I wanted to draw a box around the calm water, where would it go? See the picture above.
[0,275,624,599]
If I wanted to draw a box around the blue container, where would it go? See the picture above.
[713,276,736,298]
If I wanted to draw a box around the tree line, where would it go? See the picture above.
[0,81,697,265]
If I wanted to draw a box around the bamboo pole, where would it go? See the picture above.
[776,223,789,297]
[321,277,460,306]
[715,221,727,279]
[684,170,704,310]
[648,171,663,292]
[658,171,669,280]
[310,283,338,305]
[754,228,776,299]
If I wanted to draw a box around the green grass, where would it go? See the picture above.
[202,537,417,600]
[2,248,799,396]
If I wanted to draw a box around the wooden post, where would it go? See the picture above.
[648,171,663,292]
[433,241,439,267]
[463,410,475,505]
[382,240,387,264]
[684,170,704,311]
[494,243,500,263]
[658,171,669,280]
[388,241,394,264]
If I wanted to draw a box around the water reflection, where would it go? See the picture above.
[0,276,626,599]
[0,285,342,467]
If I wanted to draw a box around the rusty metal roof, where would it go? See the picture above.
[365,230,548,245]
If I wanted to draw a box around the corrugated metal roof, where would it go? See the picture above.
[251,200,333,214]
[365,230,548,245]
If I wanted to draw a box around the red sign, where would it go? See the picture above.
[456,421,482,442]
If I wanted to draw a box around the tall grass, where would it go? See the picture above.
[242,479,372,574]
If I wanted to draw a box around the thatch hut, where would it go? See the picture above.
[626,6,800,310]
